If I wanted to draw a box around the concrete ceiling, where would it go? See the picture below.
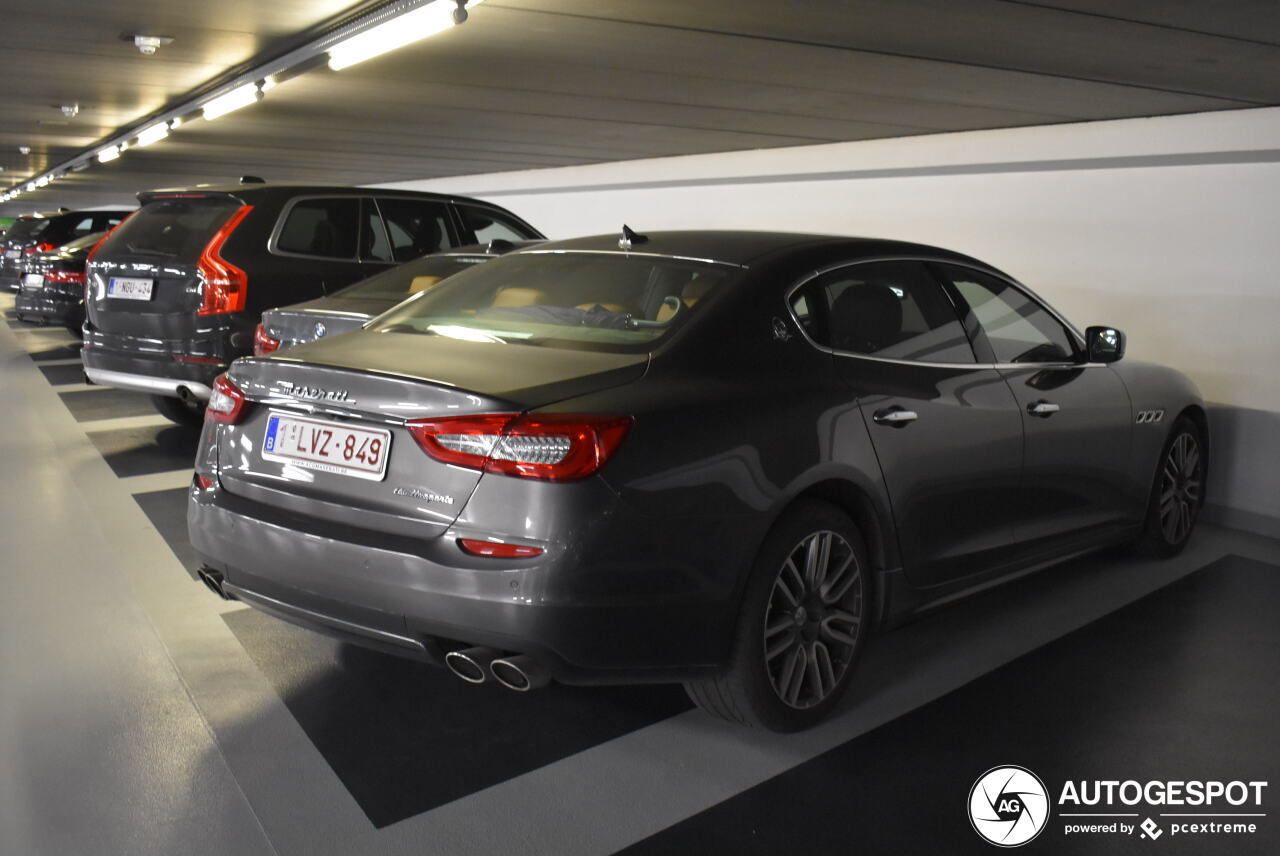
[2,0,1278,216]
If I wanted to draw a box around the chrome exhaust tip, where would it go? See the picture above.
[490,654,550,692]
[444,647,500,684]
[196,566,230,600]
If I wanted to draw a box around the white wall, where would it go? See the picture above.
[379,107,1280,536]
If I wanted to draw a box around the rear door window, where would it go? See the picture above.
[375,198,455,261]
[457,205,539,242]
[801,260,976,364]
[274,197,360,259]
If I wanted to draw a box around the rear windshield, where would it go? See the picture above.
[367,251,733,352]
[332,253,496,301]
[97,197,240,261]
[4,218,49,242]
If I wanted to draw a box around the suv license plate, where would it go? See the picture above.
[4,250,18,259]
[261,412,391,481]
[22,274,44,289]
[107,276,154,300]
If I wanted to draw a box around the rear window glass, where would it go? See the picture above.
[4,218,49,242]
[333,254,494,301]
[99,198,240,260]
[459,206,539,242]
[368,251,732,352]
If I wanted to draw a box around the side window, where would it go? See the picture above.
[361,199,392,262]
[458,205,537,242]
[376,198,455,262]
[71,216,96,237]
[275,198,360,259]
[937,265,1077,364]
[811,260,975,363]
[95,214,125,232]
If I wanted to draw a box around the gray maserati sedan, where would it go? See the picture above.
[188,231,1207,731]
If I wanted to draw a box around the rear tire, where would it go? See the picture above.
[684,500,869,731]
[151,393,205,427]
[1134,417,1205,557]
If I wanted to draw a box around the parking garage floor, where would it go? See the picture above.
[2,291,1277,856]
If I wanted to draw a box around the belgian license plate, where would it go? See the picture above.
[261,412,391,481]
[107,276,154,300]
[22,274,44,289]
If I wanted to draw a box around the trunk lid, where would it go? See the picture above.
[85,194,242,338]
[218,332,647,534]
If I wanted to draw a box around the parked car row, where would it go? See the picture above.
[8,181,1209,731]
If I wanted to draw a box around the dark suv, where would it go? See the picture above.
[2,208,131,291]
[82,183,542,424]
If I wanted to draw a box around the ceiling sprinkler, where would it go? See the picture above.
[60,103,79,118]
[132,34,174,55]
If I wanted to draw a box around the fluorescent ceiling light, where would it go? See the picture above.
[202,83,262,121]
[328,0,483,71]
[97,146,121,163]
[35,175,49,187]
[135,122,169,146]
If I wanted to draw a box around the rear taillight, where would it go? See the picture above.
[194,473,215,490]
[206,374,248,425]
[25,242,56,255]
[407,413,632,482]
[197,205,253,316]
[458,539,544,558]
[253,323,281,356]
[46,270,85,285]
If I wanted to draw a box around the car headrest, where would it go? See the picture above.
[830,282,903,353]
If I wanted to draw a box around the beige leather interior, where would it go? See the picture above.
[576,302,628,313]
[407,275,442,294]
[656,276,714,322]
[492,287,547,307]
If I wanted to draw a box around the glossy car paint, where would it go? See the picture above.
[82,184,542,402]
[13,231,104,328]
[188,232,1207,684]
[258,241,540,353]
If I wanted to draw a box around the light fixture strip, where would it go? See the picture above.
[328,0,482,71]
[135,122,170,146]
[3,0,477,198]
[201,82,263,121]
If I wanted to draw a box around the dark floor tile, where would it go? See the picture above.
[38,362,86,386]
[225,608,693,827]
[134,487,199,575]
[622,556,1280,856]
[27,342,82,361]
[88,424,201,477]
[58,388,155,421]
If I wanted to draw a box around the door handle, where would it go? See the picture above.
[1027,400,1060,417]
[873,406,919,427]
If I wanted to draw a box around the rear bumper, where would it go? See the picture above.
[188,479,737,684]
[82,342,225,400]
[15,291,78,324]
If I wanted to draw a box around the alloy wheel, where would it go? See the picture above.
[1159,431,1201,545]
[763,529,864,709]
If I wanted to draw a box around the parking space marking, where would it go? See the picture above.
[84,412,180,433]
[120,469,200,494]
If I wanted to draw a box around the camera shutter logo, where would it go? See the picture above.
[969,766,1050,847]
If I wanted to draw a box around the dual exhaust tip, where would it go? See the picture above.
[444,646,549,692]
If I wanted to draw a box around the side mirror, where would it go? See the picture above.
[1085,326,1125,363]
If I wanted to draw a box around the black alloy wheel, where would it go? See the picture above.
[685,500,869,731]
[1136,417,1205,557]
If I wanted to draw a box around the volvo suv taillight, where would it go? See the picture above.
[197,205,253,316]
[206,374,249,424]
[253,323,281,356]
[407,413,632,482]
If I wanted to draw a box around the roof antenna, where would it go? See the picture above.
[619,224,647,250]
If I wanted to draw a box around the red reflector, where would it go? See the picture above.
[46,270,86,285]
[197,205,253,316]
[26,242,56,255]
[205,374,248,425]
[458,539,544,558]
[195,473,215,490]
[253,323,281,356]
[407,413,632,482]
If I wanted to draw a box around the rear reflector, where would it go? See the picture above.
[407,413,632,482]
[458,539,544,559]
[206,374,248,424]
[45,270,85,285]
[197,205,253,315]
[253,323,281,356]
[194,473,215,490]
[26,242,56,255]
